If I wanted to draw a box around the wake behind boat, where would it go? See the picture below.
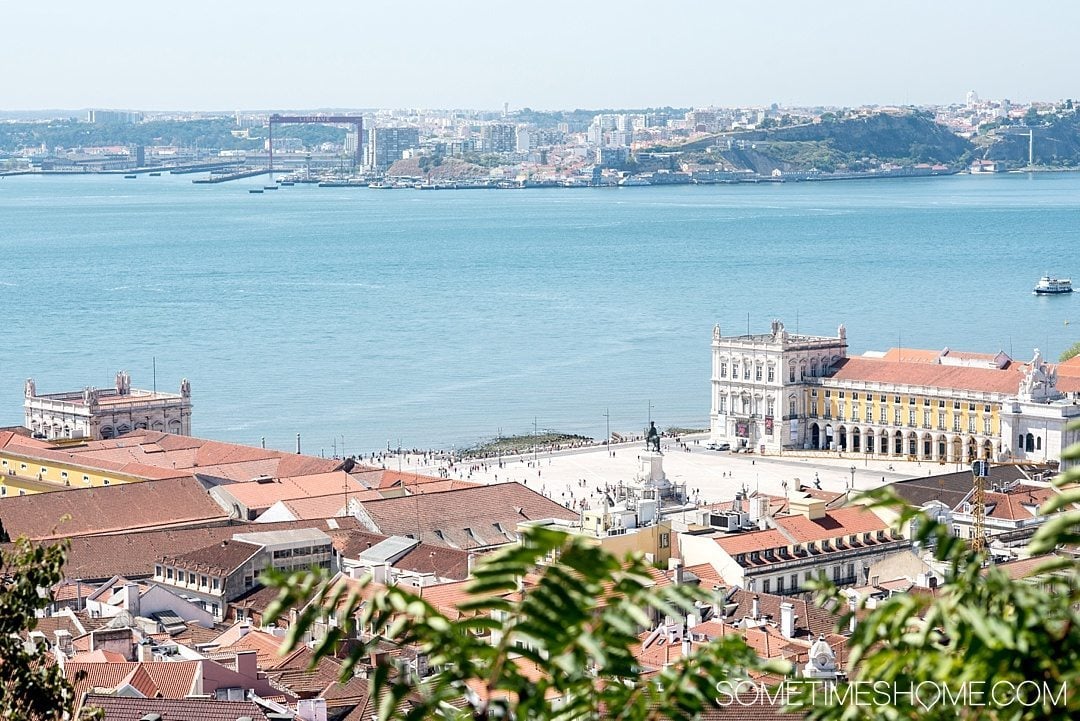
[1033,275,1073,294]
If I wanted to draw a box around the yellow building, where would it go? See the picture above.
[805,348,1024,463]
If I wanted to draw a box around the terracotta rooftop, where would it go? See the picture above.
[724,589,845,639]
[160,539,263,576]
[42,516,365,581]
[773,506,889,544]
[45,430,346,483]
[275,490,384,520]
[354,482,577,550]
[215,471,370,512]
[829,356,1024,394]
[65,660,201,700]
[714,529,792,556]
[212,629,287,669]
[80,694,269,721]
[0,476,228,541]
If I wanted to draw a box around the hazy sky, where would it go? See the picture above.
[3,1,1076,111]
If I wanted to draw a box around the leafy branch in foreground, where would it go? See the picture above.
[798,419,1080,721]
[0,537,100,721]
[264,525,776,721]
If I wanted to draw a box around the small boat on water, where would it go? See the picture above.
[248,188,264,194]
[149,172,161,177]
[279,181,295,186]
[263,185,278,190]
[124,174,137,179]
[1033,275,1073,294]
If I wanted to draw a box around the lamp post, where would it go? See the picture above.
[849,465,856,490]
[604,408,611,457]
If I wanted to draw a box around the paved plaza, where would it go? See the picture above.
[383,435,958,513]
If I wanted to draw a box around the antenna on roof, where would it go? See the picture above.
[152,357,156,394]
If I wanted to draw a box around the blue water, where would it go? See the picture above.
[1,172,1077,454]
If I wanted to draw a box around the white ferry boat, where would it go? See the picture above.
[1033,275,1073,294]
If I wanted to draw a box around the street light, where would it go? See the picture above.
[604,408,612,457]
[849,465,856,490]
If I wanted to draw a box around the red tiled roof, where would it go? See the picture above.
[213,630,286,669]
[80,694,269,721]
[47,516,366,581]
[714,530,791,556]
[354,482,576,550]
[217,471,369,512]
[65,660,200,700]
[829,356,1023,394]
[0,476,228,541]
[774,507,888,544]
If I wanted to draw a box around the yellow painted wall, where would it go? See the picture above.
[0,451,145,495]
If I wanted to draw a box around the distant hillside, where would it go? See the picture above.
[385,156,487,180]
[660,112,974,174]
[983,113,1080,168]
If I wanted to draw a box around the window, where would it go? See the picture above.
[200,575,208,588]
[838,402,845,418]
[984,419,991,434]
[766,399,775,417]
[811,402,818,418]
[923,411,931,428]
[154,565,162,577]
[954,417,962,431]
[811,361,819,377]
[103,479,110,485]
[879,408,887,423]
[790,574,798,589]
[893,409,901,425]
[908,397,916,406]
[908,410,915,426]
[743,365,751,380]
[767,365,775,382]
[865,408,872,422]
[984,405,991,413]
[893,396,901,404]
[212,577,220,591]
[923,398,931,406]
[789,399,796,417]
[166,568,173,580]
[177,571,185,583]
[762,579,771,593]
[953,400,961,410]
[938,412,946,430]
[732,363,739,378]
[968,403,976,412]
[811,389,818,397]
[719,396,727,413]
[755,365,762,381]
[838,391,845,399]
[61,471,68,479]
[824,390,831,398]
[659,533,670,548]
[776,577,785,593]
[720,362,727,378]
[20,463,26,470]
[40,467,47,475]
[789,366,796,382]
[968,418,976,433]
[83,475,90,483]
[852,392,859,400]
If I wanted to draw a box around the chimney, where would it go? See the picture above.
[848,595,857,634]
[53,629,73,662]
[668,557,683,584]
[751,595,760,621]
[234,649,258,679]
[137,639,153,663]
[123,583,141,618]
[237,621,251,639]
[780,602,796,640]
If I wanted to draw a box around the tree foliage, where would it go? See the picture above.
[0,537,93,720]
[264,526,776,721]
[1060,341,1080,363]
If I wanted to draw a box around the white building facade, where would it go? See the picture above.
[24,371,192,440]
[710,320,848,453]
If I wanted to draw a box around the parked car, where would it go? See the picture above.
[706,442,731,451]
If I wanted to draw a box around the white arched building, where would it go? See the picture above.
[710,320,848,453]
[23,371,192,441]
[711,321,1080,468]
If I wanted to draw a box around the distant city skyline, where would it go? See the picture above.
[3,1,1078,111]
